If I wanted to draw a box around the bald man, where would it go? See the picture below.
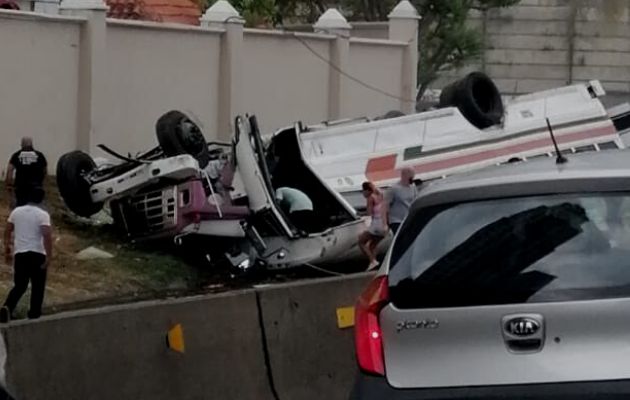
[5,138,47,207]
[385,167,420,235]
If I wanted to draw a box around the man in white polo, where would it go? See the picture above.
[1,187,52,322]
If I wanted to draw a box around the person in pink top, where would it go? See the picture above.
[358,181,388,271]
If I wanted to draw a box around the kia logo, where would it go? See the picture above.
[505,317,540,337]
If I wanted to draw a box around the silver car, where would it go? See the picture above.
[352,149,630,399]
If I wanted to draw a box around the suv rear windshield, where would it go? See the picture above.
[389,193,630,309]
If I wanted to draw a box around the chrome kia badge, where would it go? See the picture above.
[505,317,540,337]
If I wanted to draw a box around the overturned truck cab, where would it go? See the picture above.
[56,112,366,270]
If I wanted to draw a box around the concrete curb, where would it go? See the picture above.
[0,274,374,400]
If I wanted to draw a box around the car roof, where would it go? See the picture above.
[412,149,630,209]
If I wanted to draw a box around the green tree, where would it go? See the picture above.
[412,1,520,104]
[203,0,327,26]
[205,0,275,26]
[349,0,520,103]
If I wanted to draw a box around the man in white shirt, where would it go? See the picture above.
[1,187,52,322]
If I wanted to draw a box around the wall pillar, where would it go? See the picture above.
[60,0,108,153]
[388,1,420,114]
[201,1,244,140]
[314,9,351,121]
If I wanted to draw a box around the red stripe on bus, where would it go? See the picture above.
[365,154,397,181]
[365,124,617,182]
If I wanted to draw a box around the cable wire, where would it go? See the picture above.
[222,15,419,105]
[303,262,347,277]
[290,32,418,104]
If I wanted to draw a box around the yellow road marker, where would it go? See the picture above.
[167,324,185,353]
[336,306,355,329]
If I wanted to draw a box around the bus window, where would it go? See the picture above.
[598,142,619,150]
[575,145,596,153]
[403,145,424,160]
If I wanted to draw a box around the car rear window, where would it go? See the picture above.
[389,193,630,309]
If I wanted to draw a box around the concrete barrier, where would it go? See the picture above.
[0,290,275,400]
[258,274,372,400]
[0,274,374,400]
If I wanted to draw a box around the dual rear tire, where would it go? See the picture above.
[156,110,210,169]
[438,72,504,129]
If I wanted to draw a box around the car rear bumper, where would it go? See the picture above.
[350,372,630,400]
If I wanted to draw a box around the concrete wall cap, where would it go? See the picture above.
[314,8,351,30]
[388,0,421,20]
[200,0,243,24]
[59,0,108,11]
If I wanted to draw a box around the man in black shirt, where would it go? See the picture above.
[5,138,47,207]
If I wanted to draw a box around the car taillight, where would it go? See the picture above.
[354,276,389,376]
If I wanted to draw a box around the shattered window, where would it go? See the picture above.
[390,193,630,308]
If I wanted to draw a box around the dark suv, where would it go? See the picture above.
[352,150,630,399]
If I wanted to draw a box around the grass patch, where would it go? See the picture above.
[0,179,208,316]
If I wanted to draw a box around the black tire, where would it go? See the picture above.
[439,72,504,129]
[156,110,210,168]
[56,151,103,217]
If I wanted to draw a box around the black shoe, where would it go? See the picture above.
[27,311,41,320]
[0,307,11,324]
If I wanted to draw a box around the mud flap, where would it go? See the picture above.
[233,116,294,236]
[241,221,267,255]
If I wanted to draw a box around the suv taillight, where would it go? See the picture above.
[354,276,389,376]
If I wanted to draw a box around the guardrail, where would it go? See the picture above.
[0,274,373,400]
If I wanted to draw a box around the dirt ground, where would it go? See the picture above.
[0,180,208,317]
[0,177,365,318]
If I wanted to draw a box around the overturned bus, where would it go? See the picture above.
[296,73,628,209]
